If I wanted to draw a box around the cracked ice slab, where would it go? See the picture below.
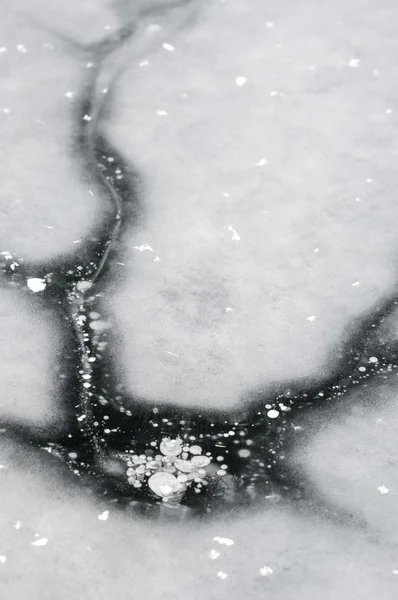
[100,0,398,408]
[0,0,119,262]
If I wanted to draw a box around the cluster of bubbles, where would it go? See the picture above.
[122,436,215,504]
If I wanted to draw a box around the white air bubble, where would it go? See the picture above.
[267,409,280,419]
[238,448,251,458]
[27,278,46,293]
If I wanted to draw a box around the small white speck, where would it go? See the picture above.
[17,44,27,53]
[147,24,162,33]
[355,197,362,202]
[393,570,398,575]
[65,91,74,99]
[166,352,179,357]
[266,21,275,28]
[139,60,149,67]
[307,315,316,322]
[209,549,220,559]
[259,565,273,577]
[162,43,175,52]
[0,47,7,53]
[102,88,108,94]
[88,190,94,196]
[154,256,160,262]
[27,278,46,293]
[3,108,11,114]
[366,178,373,183]
[386,109,393,114]
[369,356,378,363]
[83,115,92,122]
[227,226,240,241]
[217,571,228,580]
[0,556,6,565]
[156,109,168,116]
[373,69,380,76]
[235,76,247,86]
[270,90,279,97]
[255,158,268,166]
[86,62,94,68]
[348,58,361,68]
[97,510,109,521]
[0,465,5,469]
[133,244,154,252]
[352,281,360,286]
[314,248,319,252]
[14,521,22,530]
[308,65,316,71]
[225,307,233,312]
[358,366,366,372]
[31,537,48,546]
[267,409,280,419]
[213,537,234,546]
[377,485,389,495]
